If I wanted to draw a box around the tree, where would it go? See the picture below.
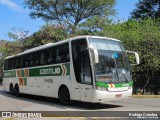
[0,40,19,83]
[131,0,160,20]
[25,23,68,48]
[0,28,30,83]
[8,27,29,52]
[103,19,160,94]
[24,0,115,35]
[75,16,112,36]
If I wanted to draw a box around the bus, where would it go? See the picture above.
[3,36,139,104]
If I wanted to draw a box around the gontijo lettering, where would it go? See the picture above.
[40,68,60,75]
[4,72,12,77]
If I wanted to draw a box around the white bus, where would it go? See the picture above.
[3,36,139,104]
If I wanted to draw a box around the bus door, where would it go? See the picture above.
[80,50,92,102]
[72,39,93,102]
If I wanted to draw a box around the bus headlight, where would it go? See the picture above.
[96,86,108,91]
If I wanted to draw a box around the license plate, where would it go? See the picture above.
[115,94,122,98]
[108,87,128,92]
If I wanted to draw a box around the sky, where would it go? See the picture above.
[0,0,139,41]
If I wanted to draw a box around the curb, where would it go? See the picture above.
[132,95,160,98]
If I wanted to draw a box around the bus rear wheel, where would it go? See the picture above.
[14,84,20,97]
[59,87,71,104]
[9,84,14,95]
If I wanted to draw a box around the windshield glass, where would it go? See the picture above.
[89,38,131,83]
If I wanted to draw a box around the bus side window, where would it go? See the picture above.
[55,48,61,63]
[4,60,8,70]
[55,43,69,63]
[17,56,22,69]
[30,55,34,67]
[8,58,13,70]
[13,57,18,69]
[35,52,40,66]
[40,51,44,65]
[40,48,51,65]
[50,47,56,64]
[26,56,30,67]
[29,52,40,67]
[20,56,23,68]
[71,39,89,83]
[22,55,29,68]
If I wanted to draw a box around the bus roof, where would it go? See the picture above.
[71,35,120,42]
[5,35,120,59]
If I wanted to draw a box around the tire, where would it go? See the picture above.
[9,84,14,95]
[14,84,20,97]
[59,87,71,104]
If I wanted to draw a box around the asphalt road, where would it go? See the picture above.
[0,86,159,120]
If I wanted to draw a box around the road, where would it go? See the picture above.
[0,86,159,119]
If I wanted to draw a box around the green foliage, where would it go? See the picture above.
[0,27,28,82]
[0,40,20,83]
[103,18,160,94]
[76,16,113,36]
[25,23,68,48]
[7,27,29,51]
[24,0,116,35]
[131,0,160,20]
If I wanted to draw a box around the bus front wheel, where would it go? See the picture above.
[59,87,71,104]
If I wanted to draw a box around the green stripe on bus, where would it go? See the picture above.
[21,70,25,77]
[29,65,62,76]
[29,63,70,77]
[95,81,133,88]
[96,82,109,88]
[64,63,70,75]
[3,71,16,78]
[3,63,70,78]
[23,78,27,86]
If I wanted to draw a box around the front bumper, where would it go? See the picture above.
[91,88,132,102]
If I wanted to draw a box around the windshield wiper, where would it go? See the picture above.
[122,70,128,82]
[113,58,120,81]
[117,64,129,83]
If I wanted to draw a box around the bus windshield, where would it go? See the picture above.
[89,38,131,84]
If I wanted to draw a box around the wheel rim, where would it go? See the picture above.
[60,88,70,103]
[62,91,70,101]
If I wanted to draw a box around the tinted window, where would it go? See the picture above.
[71,39,92,84]
[55,43,70,63]
[40,48,51,65]
[4,60,8,70]
[8,58,14,70]
[30,52,41,66]
[50,47,56,64]
[4,42,70,70]
[13,57,18,69]
[21,54,30,68]
[17,56,22,68]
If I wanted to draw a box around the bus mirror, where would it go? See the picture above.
[88,45,99,64]
[126,50,140,66]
